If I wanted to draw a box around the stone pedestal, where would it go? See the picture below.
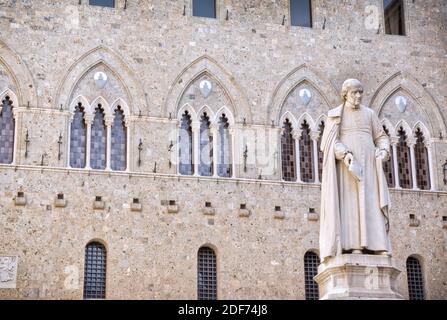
[314,254,403,300]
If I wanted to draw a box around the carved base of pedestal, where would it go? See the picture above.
[314,254,404,300]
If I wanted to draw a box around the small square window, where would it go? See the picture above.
[193,0,216,19]
[384,0,405,35]
[290,0,312,28]
[89,0,115,8]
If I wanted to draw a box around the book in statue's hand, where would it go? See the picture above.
[348,159,363,181]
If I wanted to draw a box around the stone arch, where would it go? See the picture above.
[370,71,446,137]
[395,119,413,138]
[177,103,197,122]
[0,88,19,111]
[197,104,215,121]
[164,55,252,123]
[0,39,37,108]
[279,111,298,129]
[297,112,316,132]
[91,96,110,117]
[269,64,338,126]
[381,118,396,137]
[412,121,431,140]
[214,106,235,126]
[110,97,130,118]
[55,46,145,115]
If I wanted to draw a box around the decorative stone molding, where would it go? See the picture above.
[315,254,403,300]
[0,256,18,289]
[238,204,250,217]
[164,55,252,123]
[130,198,142,212]
[93,197,105,210]
[14,192,26,206]
[409,214,420,227]
[54,194,67,208]
[270,64,338,126]
[370,71,446,138]
[273,208,285,220]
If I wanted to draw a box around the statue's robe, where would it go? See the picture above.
[319,104,391,260]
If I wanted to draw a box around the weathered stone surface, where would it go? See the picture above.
[0,0,445,300]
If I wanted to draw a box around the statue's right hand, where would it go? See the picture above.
[343,152,353,167]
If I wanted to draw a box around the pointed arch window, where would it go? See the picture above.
[179,111,194,175]
[304,251,320,300]
[83,241,107,299]
[197,246,217,300]
[281,119,296,181]
[111,106,126,171]
[382,126,395,187]
[69,102,87,168]
[397,126,412,189]
[90,105,107,170]
[0,96,15,164]
[406,256,425,300]
[199,113,213,176]
[317,121,325,182]
[217,114,232,177]
[299,120,314,182]
[414,128,430,190]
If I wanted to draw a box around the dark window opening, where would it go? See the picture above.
[397,127,412,189]
[193,0,216,19]
[198,246,217,300]
[290,0,312,28]
[69,103,87,168]
[299,120,314,183]
[83,242,107,299]
[414,128,430,190]
[281,119,296,181]
[406,256,425,300]
[304,251,320,300]
[382,126,395,187]
[384,0,405,35]
[89,0,115,8]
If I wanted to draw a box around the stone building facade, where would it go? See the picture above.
[0,0,446,299]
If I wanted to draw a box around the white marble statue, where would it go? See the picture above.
[319,79,391,262]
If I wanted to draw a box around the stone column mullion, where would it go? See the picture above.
[66,113,73,168]
[230,128,236,178]
[408,139,418,190]
[105,116,113,171]
[125,121,130,172]
[192,121,200,176]
[11,108,20,165]
[391,139,400,189]
[85,116,93,170]
[426,142,435,191]
[211,124,218,177]
[310,131,320,184]
[292,129,302,183]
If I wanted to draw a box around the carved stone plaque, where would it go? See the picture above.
[0,256,18,288]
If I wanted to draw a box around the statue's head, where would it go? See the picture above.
[341,79,363,108]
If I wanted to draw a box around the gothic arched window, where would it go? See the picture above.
[111,106,126,171]
[281,119,296,181]
[304,251,320,300]
[0,96,15,164]
[382,126,395,187]
[83,241,107,299]
[414,128,430,190]
[299,120,314,182]
[406,256,425,300]
[90,105,107,170]
[317,121,325,182]
[397,126,412,189]
[217,114,231,177]
[179,111,193,175]
[199,112,213,176]
[69,102,87,168]
[198,246,217,300]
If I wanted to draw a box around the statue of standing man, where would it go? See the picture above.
[319,79,391,262]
